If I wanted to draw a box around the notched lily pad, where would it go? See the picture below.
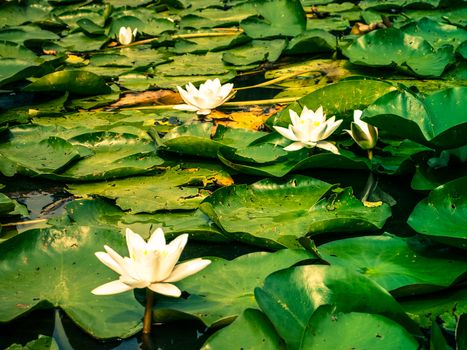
[408,176,467,249]
[0,226,144,339]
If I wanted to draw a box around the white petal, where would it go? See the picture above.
[316,141,339,154]
[149,283,182,297]
[119,275,149,289]
[173,104,200,112]
[288,109,300,126]
[273,126,298,141]
[165,258,211,282]
[284,142,306,151]
[148,228,166,250]
[95,252,124,275]
[126,228,147,260]
[353,109,363,122]
[157,234,188,280]
[91,280,133,295]
[176,86,194,106]
[219,83,234,99]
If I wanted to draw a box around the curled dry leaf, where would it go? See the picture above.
[110,90,183,108]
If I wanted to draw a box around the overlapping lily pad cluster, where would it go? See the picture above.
[0,0,466,349]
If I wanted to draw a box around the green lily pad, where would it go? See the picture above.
[0,135,82,177]
[401,287,467,331]
[222,39,286,66]
[255,265,420,349]
[0,41,46,86]
[0,192,16,215]
[24,70,111,96]
[342,28,454,77]
[173,34,250,55]
[200,175,391,249]
[0,26,59,44]
[0,225,143,339]
[363,87,467,149]
[301,306,419,350]
[67,165,233,213]
[319,234,467,297]
[154,249,315,327]
[402,18,467,50]
[64,198,228,242]
[155,52,232,76]
[5,335,59,350]
[240,0,306,39]
[179,4,255,29]
[285,29,336,54]
[57,130,164,181]
[162,123,267,159]
[200,309,284,350]
[408,176,467,249]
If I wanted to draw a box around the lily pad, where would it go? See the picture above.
[407,176,467,249]
[200,308,284,350]
[200,175,391,248]
[0,135,82,177]
[319,234,467,296]
[58,130,164,181]
[255,265,420,349]
[222,39,286,66]
[154,249,315,327]
[301,306,419,350]
[64,198,228,242]
[67,165,233,213]
[5,335,59,350]
[240,0,306,39]
[24,70,111,96]
[0,225,144,339]
[363,87,467,149]
[401,287,467,331]
[342,28,454,77]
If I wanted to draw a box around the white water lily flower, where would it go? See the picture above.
[273,106,343,154]
[92,228,211,297]
[345,110,378,150]
[174,78,234,115]
[118,26,137,45]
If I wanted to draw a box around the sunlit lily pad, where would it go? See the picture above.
[408,176,467,249]
[67,165,233,213]
[255,265,420,349]
[154,249,315,327]
[319,234,467,296]
[57,130,164,181]
[0,225,144,339]
[24,70,111,96]
[200,175,391,248]
[200,308,284,350]
[300,306,419,350]
[363,87,467,149]
[342,27,453,77]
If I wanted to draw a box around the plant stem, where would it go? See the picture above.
[361,172,376,203]
[120,97,299,111]
[143,289,154,334]
[115,29,243,49]
[0,218,47,227]
[367,149,373,160]
[235,69,321,90]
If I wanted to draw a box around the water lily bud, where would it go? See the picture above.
[118,26,137,45]
[273,105,343,154]
[346,110,378,150]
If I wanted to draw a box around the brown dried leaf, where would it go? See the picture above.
[111,90,183,108]
[210,105,284,131]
